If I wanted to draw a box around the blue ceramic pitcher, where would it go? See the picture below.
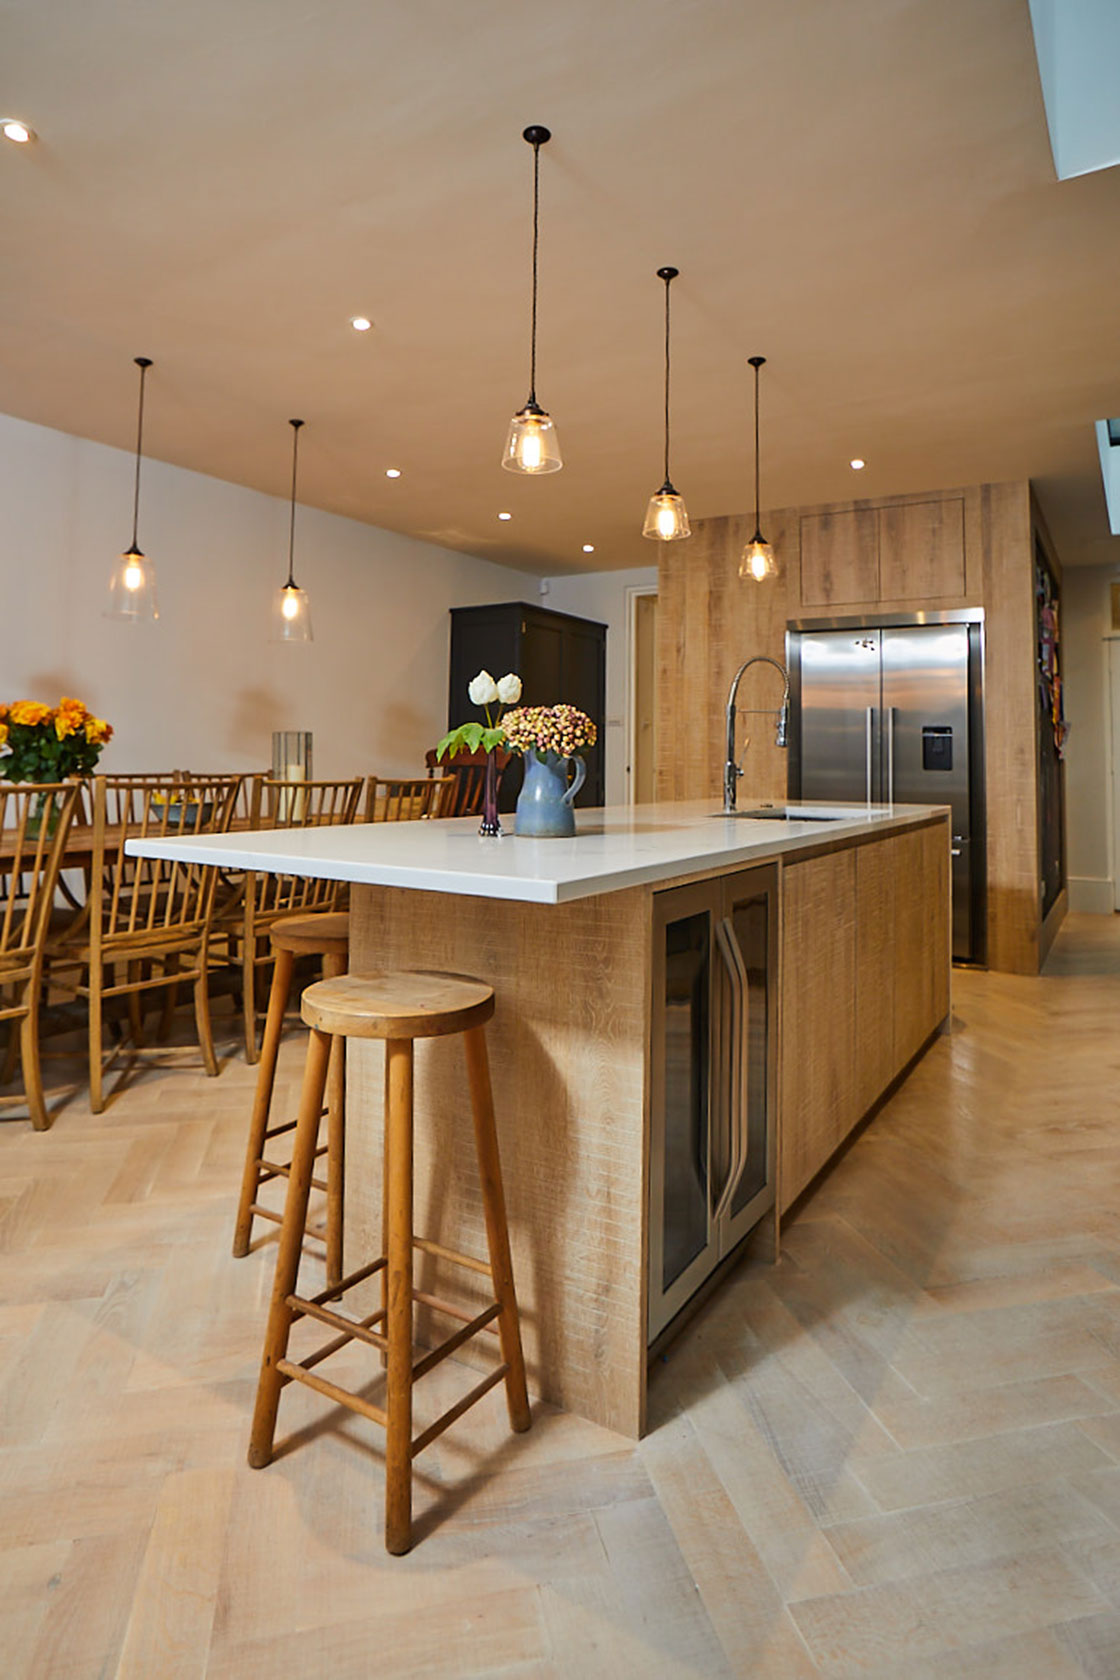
[514,750,586,838]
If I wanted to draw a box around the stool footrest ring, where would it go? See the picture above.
[411,1365,510,1458]
[412,1235,493,1277]
[276,1358,389,1427]
[289,1293,388,1351]
[412,1302,502,1380]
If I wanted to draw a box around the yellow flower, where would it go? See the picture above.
[0,723,7,748]
[9,701,50,727]
[85,717,112,745]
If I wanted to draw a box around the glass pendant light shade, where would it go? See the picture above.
[740,354,778,582]
[739,535,777,582]
[273,582,312,642]
[502,126,562,474]
[107,543,159,620]
[643,267,691,541]
[502,402,562,474]
[271,418,314,643]
[643,483,691,541]
[106,356,158,621]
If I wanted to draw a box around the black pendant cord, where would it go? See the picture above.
[286,418,304,589]
[520,125,551,412]
[749,354,766,541]
[658,267,679,490]
[528,137,541,407]
[663,275,671,485]
[130,356,152,551]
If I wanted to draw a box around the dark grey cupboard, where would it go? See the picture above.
[448,601,607,808]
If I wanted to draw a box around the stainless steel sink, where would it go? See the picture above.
[714,806,848,822]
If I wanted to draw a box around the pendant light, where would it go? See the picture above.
[643,267,691,542]
[502,125,562,475]
[106,357,159,620]
[739,355,778,582]
[272,419,313,642]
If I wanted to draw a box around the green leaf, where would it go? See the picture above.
[436,721,486,759]
[481,727,508,752]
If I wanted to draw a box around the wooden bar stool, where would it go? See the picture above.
[248,970,531,1555]
[232,911,349,1284]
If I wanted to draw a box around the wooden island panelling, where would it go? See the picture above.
[344,811,950,1439]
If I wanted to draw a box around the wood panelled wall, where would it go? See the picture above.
[656,482,1048,975]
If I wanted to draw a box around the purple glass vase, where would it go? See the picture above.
[479,749,502,837]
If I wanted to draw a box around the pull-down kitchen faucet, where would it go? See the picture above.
[723,656,790,812]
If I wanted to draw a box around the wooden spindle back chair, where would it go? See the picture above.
[365,774,457,823]
[0,782,82,1128]
[424,748,512,817]
[223,776,364,1062]
[47,773,243,1112]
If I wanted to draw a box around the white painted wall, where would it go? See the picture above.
[0,411,542,779]
[1062,565,1116,913]
[542,565,658,806]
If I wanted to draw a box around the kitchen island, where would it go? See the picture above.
[129,798,950,1437]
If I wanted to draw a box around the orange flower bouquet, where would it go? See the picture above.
[0,697,113,784]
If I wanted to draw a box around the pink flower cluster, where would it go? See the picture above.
[501,704,598,757]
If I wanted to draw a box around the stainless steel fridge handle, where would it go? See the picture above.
[885,705,895,806]
[865,706,874,806]
[713,916,749,1224]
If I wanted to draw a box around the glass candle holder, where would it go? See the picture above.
[272,731,312,822]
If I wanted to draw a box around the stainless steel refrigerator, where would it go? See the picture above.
[787,613,985,964]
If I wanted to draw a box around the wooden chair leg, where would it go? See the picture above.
[243,938,261,1065]
[233,947,295,1259]
[194,941,219,1078]
[1,1015,20,1085]
[20,989,50,1132]
[463,1025,531,1434]
[157,952,181,1041]
[384,1036,415,1556]
[88,965,105,1114]
[127,962,146,1048]
[323,950,347,1291]
[248,1027,332,1469]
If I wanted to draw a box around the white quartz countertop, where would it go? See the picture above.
[125,798,949,906]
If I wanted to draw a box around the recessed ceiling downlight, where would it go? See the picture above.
[350,316,372,332]
[498,512,512,521]
[2,119,35,144]
[850,458,866,470]
[385,468,401,479]
[582,544,595,553]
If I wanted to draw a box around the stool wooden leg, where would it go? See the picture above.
[323,951,347,1291]
[248,1026,332,1469]
[384,1036,414,1556]
[379,1048,391,1370]
[233,947,295,1259]
[462,1024,531,1435]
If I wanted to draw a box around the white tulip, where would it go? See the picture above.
[468,670,499,706]
[496,673,523,705]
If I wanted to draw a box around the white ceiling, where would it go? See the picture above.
[2,0,1119,575]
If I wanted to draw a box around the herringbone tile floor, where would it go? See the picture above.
[3,916,1120,1677]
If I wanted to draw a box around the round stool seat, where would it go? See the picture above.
[302,970,494,1041]
[270,911,350,959]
